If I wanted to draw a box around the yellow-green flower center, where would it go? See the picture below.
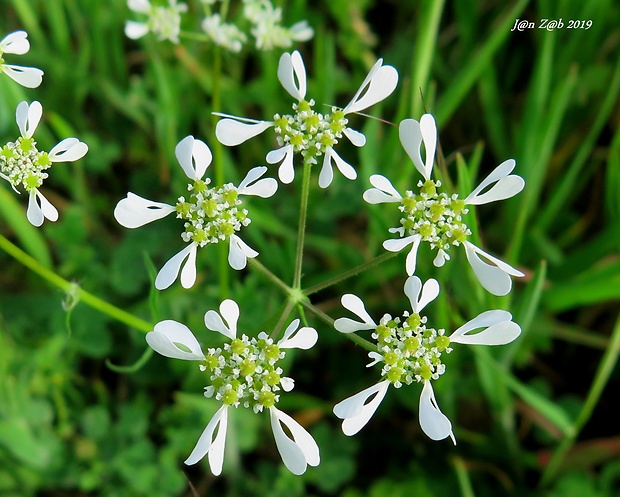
[0,137,51,192]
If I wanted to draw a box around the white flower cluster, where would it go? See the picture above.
[125,0,188,44]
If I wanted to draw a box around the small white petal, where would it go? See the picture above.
[450,310,521,345]
[399,117,433,180]
[128,0,151,14]
[49,138,88,162]
[146,320,205,360]
[419,381,454,442]
[185,405,229,472]
[0,31,30,54]
[318,152,334,189]
[16,101,42,139]
[433,249,448,267]
[339,294,376,329]
[204,300,237,340]
[367,174,402,201]
[319,148,357,189]
[343,59,398,114]
[463,242,523,296]
[465,159,524,205]
[175,136,212,181]
[333,381,390,436]
[124,21,149,40]
[269,407,319,474]
[27,190,57,226]
[405,236,423,275]
[228,234,258,270]
[277,51,307,101]
[266,145,295,184]
[280,377,295,392]
[366,351,383,368]
[2,65,44,88]
[383,235,415,253]
[343,127,366,147]
[155,243,198,290]
[278,322,318,350]
[404,276,439,313]
[237,166,278,198]
[114,192,174,228]
[216,118,273,146]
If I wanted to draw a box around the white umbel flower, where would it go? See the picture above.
[114,135,277,289]
[243,1,314,50]
[146,299,320,475]
[364,114,525,296]
[0,31,43,88]
[0,101,88,226]
[201,14,247,52]
[333,276,521,441]
[125,0,188,44]
[215,50,397,187]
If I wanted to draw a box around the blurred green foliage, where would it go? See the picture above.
[1,0,619,495]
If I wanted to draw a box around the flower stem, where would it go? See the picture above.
[248,257,292,296]
[539,312,620,487]
[303,252,398,295]
[293,160,312,289]
[0,234,153,333]
[270,299,296,341]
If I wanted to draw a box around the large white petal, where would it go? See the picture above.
[0,31,29,54]
[463,242,523,296]
[277,51,307,101]
[208,405,229,475]
[343,127,366,147]
[128,0,151,14]
[124,21,150,40]
[215,118,273,146]
[146,320,205,360]
[27,190,58,226]
[184,405,229,472]
[237,166,278,198]
[155,243,198,290]
[419,381,454,442]
[49,137,88,162]
[364,174,402,204]
[339,294,376,328]
[404,276,439,313]
[266,145,295,184]
[450,310,521,345]
[399,116,436,181]
[114,192,174,228]
[228,234,258,270]
[204,300,237,340]
[16,100,42,139]
[465,159,524,205]
[333,381,390,436]
[269,407,319,475]
[278,320,318,350]
[343,59,398,114]
[175,136,212,181]
[2,65,43,88]
[382,234,415,253]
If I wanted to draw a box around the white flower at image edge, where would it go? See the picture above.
[125,0,188,44]
[363,114,525,296]
[215,50,398,187]
[332,277,521,441]
[114,135,277,290]
[145,299,320,475]
[0,101,88,226]
[0,31,44,88]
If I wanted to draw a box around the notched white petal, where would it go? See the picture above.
[146,320,205,360]
[269,407,319,475]
[277,51,307,101]
[228,234,258,270]
[463,242,523,296]
[278,323,318,350]
[343,59,398,115]
[419,381,454,442]
[124,21,149,40]
[465,159,524,205]
[49,138,88,162]
[343,127,366,147]
[2,65,44,88]
[333,381,390,436]
[0,31,30,54]
[339,294,376,329]
[399,117,436,180]
[114,192,174,228]
[175,135,212,181]
[16,100,42,139]
[218,299,239,338]
[237,166,278,198]
[27,189,57,226]
[404,276,439,313]
[215,118,273,146]
[450,309,521,345]
[155,243,198,290]
[319,148,357,189]
[185,405,229,473]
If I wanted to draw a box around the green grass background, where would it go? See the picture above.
[1,0,619,495]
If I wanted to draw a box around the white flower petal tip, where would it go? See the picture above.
[128,0,151,14]
[366,352,383,368]
[185,405,229,475]
[319,148,357,188]
[228,234,258,270]
[363,174,402,204]
[399,115,436,180]
[383,235,422,275]
[237,166,278,198]
[333,381,390,436]
[2,65,44,88]
[270,407,319,475]
[464,242,524,296]
[204,299,239,340]
[1,31,30,55]
[114,193,175,229]
[277,51,307,101]
[215,118,273,146]
[465,159,525,205]
[279,320,318,350]
[267,145,295,184]
[343,59,398,115]
[335,294,376,333]
[343,127,366,147]
[419,382,454,442]
[450,310,521,346]
[175,135,212,180]
[146,320,205,360]
[27,190,58,227]
[49,138,88,162]
[155,243,198,290]
[16,100,42,139]
[404,276,440,313]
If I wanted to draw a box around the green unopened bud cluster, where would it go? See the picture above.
[373,311,452,387]
[273,100,348,162]
[201,332,288,413]
[176,180,249,246]
[0,138,52,192]
[399,179,471,257]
